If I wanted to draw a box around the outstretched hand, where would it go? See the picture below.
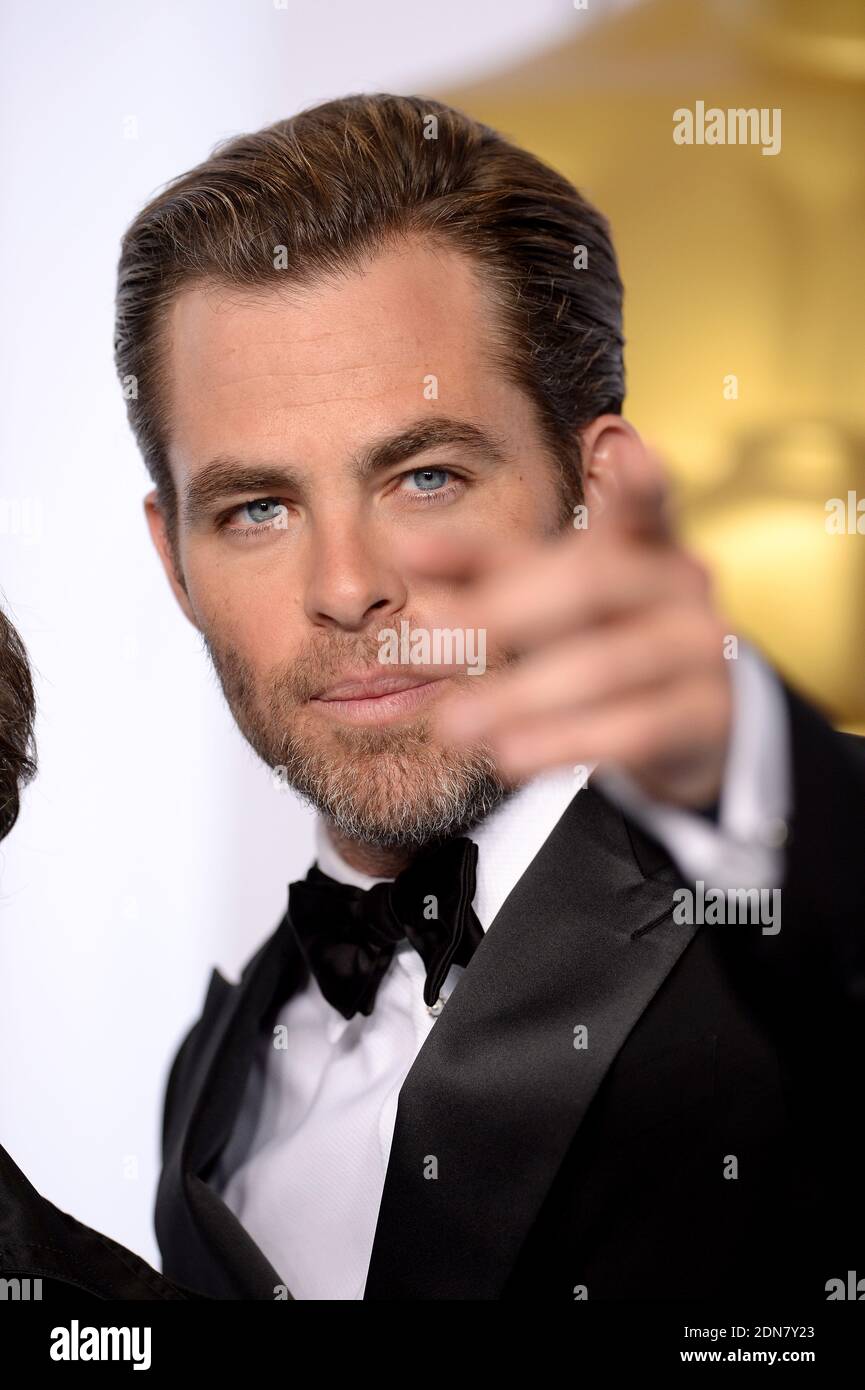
[395,443,734,808]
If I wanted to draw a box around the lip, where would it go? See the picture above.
[310,672,450,724]
[315,672,445,701]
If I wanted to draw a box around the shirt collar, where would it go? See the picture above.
[313,764,586,931]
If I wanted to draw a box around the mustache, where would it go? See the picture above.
[203,618,516,733]
[268,620,507,706]
[206,625,392,707]
[281,631,394,704]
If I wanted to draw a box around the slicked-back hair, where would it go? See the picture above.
[0,607,36,842]
[114,92,625,534]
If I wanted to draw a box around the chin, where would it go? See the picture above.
[279,719,507,849]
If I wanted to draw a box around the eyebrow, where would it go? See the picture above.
[181,417,510,525]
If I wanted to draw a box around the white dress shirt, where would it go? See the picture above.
[215,643,791,1299]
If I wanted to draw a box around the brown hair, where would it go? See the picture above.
[0,606,37,842]
[114,92,624,533]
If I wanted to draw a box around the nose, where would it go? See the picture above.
[303,517,407,633]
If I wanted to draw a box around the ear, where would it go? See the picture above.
[144,490,200,630]
[579,415,661,521]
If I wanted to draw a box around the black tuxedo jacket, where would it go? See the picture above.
[155,682,865,1300]
[0,1142,198,1300]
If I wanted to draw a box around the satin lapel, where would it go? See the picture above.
[156,912,308,1299]
[363,785,698,1300]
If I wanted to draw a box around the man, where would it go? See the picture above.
[114,93,865,1300]
[0,606,198,1299]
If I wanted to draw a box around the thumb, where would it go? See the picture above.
[594,437,674,545]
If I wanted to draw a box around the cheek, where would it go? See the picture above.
[488,463,566,538]
[181,546,304,667]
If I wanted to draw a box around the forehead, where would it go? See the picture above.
[164,240,511,474]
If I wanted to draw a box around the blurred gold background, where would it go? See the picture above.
[444,0,865,728]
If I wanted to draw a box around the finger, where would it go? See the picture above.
[434,605,727,743]
[389,528,539,587]
[593,440,675,547]
[447,541,710,656]
[488,673,730,783]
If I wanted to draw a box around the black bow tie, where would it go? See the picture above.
[287,837,484,1020]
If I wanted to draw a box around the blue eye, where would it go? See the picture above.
[242,499,286,525]
[405,468,450,492]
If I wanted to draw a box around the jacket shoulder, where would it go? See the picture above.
[837,728,865,772]
[159,913,297,1161]
[160,967,234,1161]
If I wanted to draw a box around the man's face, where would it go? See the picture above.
[150,239,571,848]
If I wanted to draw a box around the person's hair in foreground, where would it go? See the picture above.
[0,606,36,843]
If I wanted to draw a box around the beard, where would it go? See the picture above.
[202,620,512,851]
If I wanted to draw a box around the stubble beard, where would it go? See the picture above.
[202,624,511,851]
